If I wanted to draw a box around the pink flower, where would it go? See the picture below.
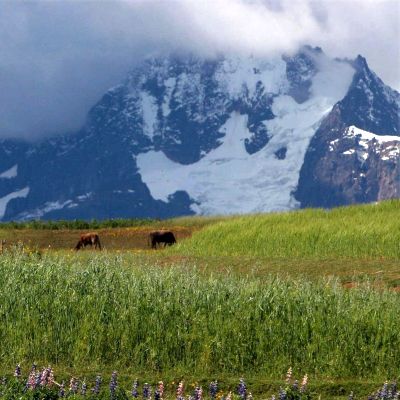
[177,381,184,398]
[286,367,293,384]
[300,374,308,393]
[158,381,165,399]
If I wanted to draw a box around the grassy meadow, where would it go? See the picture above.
[175,200,400,259]
[0,200,399,398]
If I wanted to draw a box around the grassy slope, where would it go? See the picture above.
[174,200,400,259]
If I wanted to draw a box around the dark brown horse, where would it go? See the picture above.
[148,230,176,249]
[75,233,102,250]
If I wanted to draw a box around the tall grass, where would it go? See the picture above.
[0,251,398,379]
[175,200,400,259]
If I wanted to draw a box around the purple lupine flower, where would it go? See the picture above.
[143,382,151,399]
[194,386,203,400]
[209,381,218,399]
[392,381,398,393]
[14,364,21,378]
[155,389,161,400]
[92,375,102,395]
[131,379,139,398]
[278,388,287,400]
[34,371,42,388]
[81,380,87,395]
[383,382,397,399]
[390,382,398,400]
[238,378,247,400]
[69,377,79,394]
[110,371,118,398]
[292,380,298,391]
[348,392,354,400]
[59,381,65,397]
[382,381,388,398]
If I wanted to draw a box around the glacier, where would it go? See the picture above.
[136,53,354,214]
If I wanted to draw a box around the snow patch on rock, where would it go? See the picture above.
[141,91,158,138]
[345,125,400,162]
[0,164,18,179]
[215,56,288,97]
[0,187,29,219]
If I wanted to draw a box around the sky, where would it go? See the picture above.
[0,0,399,140]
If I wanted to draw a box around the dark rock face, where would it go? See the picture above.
[294,56,399,208]
[283,45,320,104]
[338,56,400,135]
[274,147,287,160]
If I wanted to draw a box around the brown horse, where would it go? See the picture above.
[75,233,102,250]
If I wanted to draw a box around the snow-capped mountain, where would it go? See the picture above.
[0,46,398,221]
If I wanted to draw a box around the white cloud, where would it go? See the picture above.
[0,0,398,140]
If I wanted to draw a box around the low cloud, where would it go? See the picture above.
[0,0,398,140]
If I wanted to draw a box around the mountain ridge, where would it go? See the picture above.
[0,47,398,220]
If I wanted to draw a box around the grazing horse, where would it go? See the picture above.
[75,233,102,250]
[148,230,176,249]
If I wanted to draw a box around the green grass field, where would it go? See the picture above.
[0,200,399,398]
[174,200,400,259]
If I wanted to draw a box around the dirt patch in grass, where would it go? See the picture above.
[0,226,194,251]
[1,226,399,289]
[342,281,359,289]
